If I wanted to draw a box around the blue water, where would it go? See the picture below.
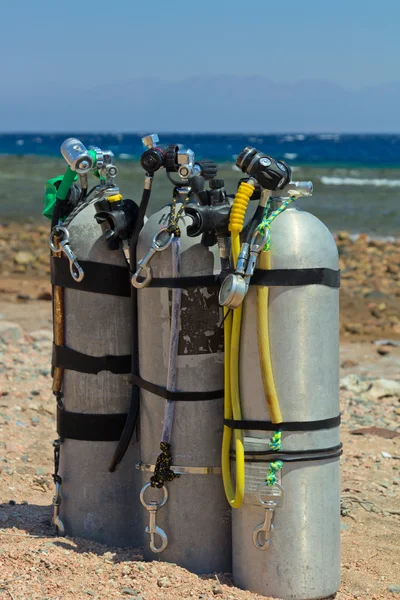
[1,133,400,167]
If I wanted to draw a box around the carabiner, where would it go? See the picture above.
[50,226,84,283]
[52,481,65,536]
[252,482,283,551]
[131,228,174,289]
[140,482,169,553]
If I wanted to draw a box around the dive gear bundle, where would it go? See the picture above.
[44,136,341,599]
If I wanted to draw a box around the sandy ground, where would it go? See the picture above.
[0,273,399,600]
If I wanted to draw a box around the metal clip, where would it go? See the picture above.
[52,481,65,535]
[131,228,174,289]
[252,482,283,551]
[50,226,84,282]
[140,482,168,553]
[244,228,270,282]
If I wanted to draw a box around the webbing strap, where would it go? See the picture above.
[148,274,220,288]
[131,374,223,401]
[57,407,127,441]
[51,256,340,292]
[51,256,131,297]
[239,443,343,464]
[250,268,340,288]
[53,344,131,375]
[143,268,340,289]
[224,414,341,431]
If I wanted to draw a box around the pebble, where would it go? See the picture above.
[157,577,171,588]
[340,374,371,394]
[29,329,53,342]
[14,251,35,265]
[212,584,223,595]
[387,584,400,594]
[381,451,392,459]
[122,588,139,596]
[0,321,24,343]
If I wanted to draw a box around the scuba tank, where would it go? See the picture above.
[131,135,232,573]
[191,146,341,599]
[44,138,143,545]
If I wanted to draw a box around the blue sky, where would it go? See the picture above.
[1,0,399,131]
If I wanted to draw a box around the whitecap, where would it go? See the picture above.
[284,153,297,160]
[320,176,400,187]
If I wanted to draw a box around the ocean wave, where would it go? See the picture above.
[320,176,400,187]
[284,153,297,160]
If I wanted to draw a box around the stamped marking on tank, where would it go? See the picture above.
[169,287,223,355]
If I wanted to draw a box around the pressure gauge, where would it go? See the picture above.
[219,274,247,309]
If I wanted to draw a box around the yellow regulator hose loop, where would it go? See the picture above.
[222,181,254,508]
[257,250,282,423]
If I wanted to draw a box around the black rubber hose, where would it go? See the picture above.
[109,181,153,472]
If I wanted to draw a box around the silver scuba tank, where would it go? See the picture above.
[233,196,340,599]
[135,200,231,573]
[49,140,143,546]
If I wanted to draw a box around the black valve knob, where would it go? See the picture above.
[209,178,225,190]
[140,147,166,174]
[197,159,218,181]
[236,147,291,190]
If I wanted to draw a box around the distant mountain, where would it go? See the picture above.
[2,76,400,132]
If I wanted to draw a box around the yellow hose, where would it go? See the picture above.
[222,182,254,508]
[256,250,282,423]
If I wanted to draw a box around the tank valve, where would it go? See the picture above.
[61,138,94,174]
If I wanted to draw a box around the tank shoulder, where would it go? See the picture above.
[270,204,339,270]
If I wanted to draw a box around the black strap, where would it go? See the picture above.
[224,414,341,431]
[131,374,223,401]
[51,256,131,297]
[57,407,127,441]
[142,268,340,290]
[53,344,131,375]
[148,274,220,288]
[240,444,343,463]
[250,268,340,288]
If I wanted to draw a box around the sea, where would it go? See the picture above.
[0,133,399,236]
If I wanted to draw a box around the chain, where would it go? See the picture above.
[150,442,180,489]
[167,190,189,237]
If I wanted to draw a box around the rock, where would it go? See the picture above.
[212,584,223,595]
[37,291,52,301]
[344,323,363,335]
[340,522,349,531]
[340,374,371,394]
[8,500,16,505]
[387,584,400,594]
[366,379,400,400]
[29,330,53,342]
[17,294,32,301]
[14,251,35,265]
[377,346,391,356]
[351,427,400,439]
[382,451,392,459]
[341,359,359,368]
[157,577,171,588]
[122,588,139,596]
[0,321,24,343]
